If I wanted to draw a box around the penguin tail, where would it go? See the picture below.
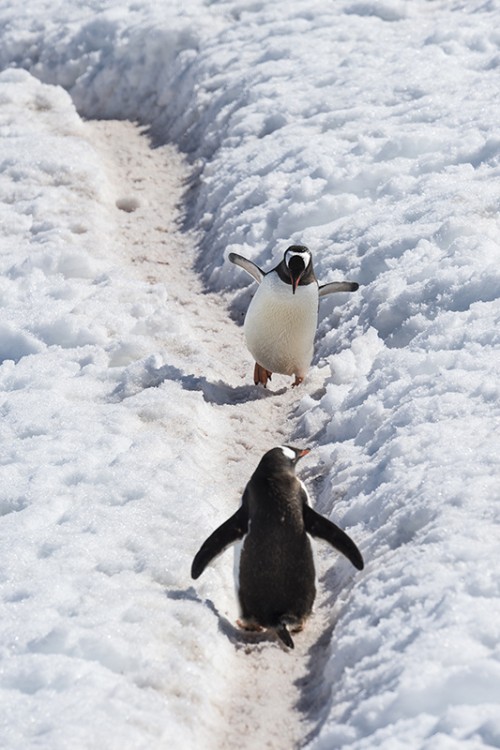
[275,622,295,649]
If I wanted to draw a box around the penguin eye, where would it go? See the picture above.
[279,446,297,462]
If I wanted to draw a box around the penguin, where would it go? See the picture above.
[191,446,364,649]
[228,245,359,387]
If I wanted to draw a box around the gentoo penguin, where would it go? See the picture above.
[191,446,364,649]
[228,245,359,387]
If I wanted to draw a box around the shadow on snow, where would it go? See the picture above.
[111,362,287,405]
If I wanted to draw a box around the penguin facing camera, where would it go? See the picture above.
[191,445,364,649]
[229,245,358,387]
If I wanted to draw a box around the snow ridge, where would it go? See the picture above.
[1,1,500,748]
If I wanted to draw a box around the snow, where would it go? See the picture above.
[0,1,499,748]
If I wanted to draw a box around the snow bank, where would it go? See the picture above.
[1,0,500,748]
[0,69,236,749]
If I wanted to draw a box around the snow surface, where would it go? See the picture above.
[0,1,500,748]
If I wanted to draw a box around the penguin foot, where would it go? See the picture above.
[290,619,307,634]
[253,362,273,387]
[236,618,264,633]
[292,375,304,387]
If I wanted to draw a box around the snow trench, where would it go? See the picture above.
[86,117,347,748]
[2,2,500,748]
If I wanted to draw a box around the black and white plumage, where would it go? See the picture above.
[229,245,359,387]
[191,446,364,649]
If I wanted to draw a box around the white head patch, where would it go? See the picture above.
[280,446,296,461]
[285,248,311,270]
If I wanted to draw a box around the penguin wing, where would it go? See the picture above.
[319,281,359,298]
[228,252,264,284]
[191,507,248,579]
[303,504,364,570]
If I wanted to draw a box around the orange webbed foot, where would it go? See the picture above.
[237,618,264,632]
[253,362,273,387]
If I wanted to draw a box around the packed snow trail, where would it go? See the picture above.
[2,2,500,748]
[88,120,359,749]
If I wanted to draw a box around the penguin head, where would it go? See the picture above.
[283,245,313,294]
[279,445,311,464]
[257,445,311,476]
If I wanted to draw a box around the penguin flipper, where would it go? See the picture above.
[191,507,248,579]
[303,504,364,571]
[319,281,359,298]
[228,252,264,284]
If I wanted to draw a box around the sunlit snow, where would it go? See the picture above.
[0,1,499,748]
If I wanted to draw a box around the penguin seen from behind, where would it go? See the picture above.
[191,445,364,649]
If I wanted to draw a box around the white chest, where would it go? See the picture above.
[243,273,318,376]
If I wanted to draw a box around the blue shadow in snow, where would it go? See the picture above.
[112,362,286,405]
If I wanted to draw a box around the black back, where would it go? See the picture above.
[238,447,316,628]
[191,446,364,646]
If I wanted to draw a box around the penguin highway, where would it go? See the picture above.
[191,446,364,649]
[229,245,359,387]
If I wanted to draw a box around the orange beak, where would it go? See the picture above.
[291,270,304,294]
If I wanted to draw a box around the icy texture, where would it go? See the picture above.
[0,1,499,748]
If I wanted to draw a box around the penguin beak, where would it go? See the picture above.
[291,270,303,294]
[296,448,311,461]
